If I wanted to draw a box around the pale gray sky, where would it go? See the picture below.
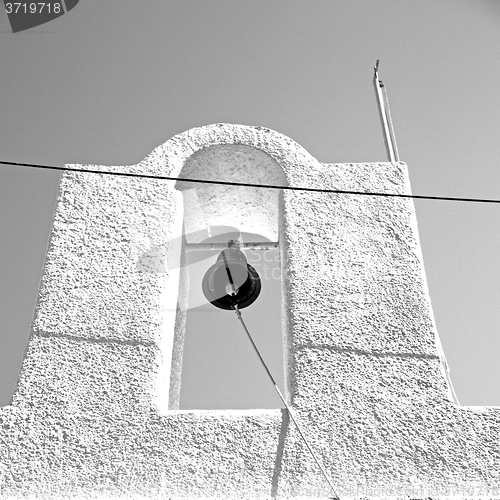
[1,0,500,408]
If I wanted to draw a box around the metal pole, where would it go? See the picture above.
[381,81,400,161]
[373,60,399,162]
[186,241,279,252]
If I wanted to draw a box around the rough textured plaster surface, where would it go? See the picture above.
[0,123,499,499]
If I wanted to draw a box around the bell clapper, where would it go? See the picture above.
[221,247,238,296]
[201,237,262,310]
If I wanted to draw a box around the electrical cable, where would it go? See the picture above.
[233,304,340,500]
[2,159,500,205]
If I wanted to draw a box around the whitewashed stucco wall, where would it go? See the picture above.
[0,124,499,499]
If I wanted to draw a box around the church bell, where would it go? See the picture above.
[202,243,261,310]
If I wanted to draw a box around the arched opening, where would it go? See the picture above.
[171,144,289,410]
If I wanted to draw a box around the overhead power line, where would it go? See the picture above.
[2,159,500,205]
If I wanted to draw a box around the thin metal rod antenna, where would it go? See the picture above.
[233,304,340,500]
[373,60,400,162]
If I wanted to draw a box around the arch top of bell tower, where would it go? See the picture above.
[139,123,323,187]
